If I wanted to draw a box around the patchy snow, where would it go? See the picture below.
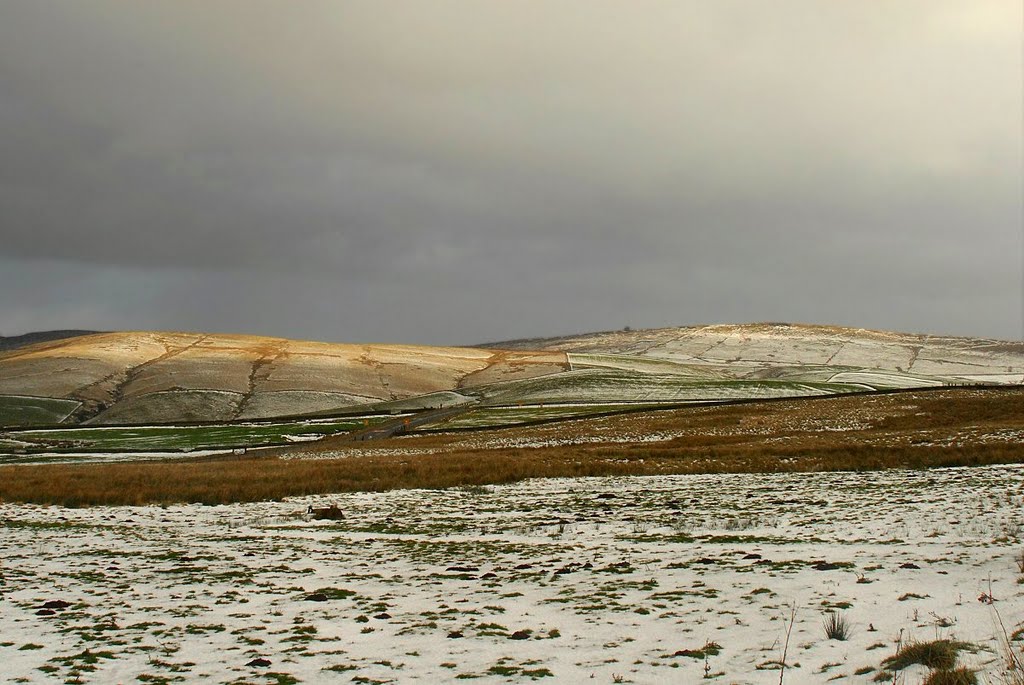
[951,374,1024,385]
[0,449,230,465]
[304,428,689,458]
[825,371,946,389]
[914,428,1024,448]
[2,465,1022,684]
[282,434,325,443]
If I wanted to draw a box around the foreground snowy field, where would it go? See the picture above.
[3,466,1022,684]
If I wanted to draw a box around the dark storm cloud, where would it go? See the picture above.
[0,1,1020,344]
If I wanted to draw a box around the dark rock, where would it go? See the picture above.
[743,553,762,560]
[900,562,921,570]
[246,658,272,668]
[35,609,56,616]
[446,566,479,572]
[309,505,345,521]
[813,561,844,571]
[447,630,463,639]
[509,630,531,640]
[304,593,328,602]
[373,613,391,620]
[41,600,71,610]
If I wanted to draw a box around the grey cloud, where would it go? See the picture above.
[0,1,1019,343]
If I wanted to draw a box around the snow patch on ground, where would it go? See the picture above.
[2,465,1022,683]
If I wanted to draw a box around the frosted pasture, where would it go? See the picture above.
[3,465,1023,684]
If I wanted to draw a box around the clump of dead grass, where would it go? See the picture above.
[877,639,978,684]
[882,639,973,671]
[922,667,978,685]
[1,440,1022,507]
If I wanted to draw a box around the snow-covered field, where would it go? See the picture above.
[3,466,1023,684]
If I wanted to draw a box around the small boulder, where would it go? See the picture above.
[40,600,71,610]
[812,561,844,571]
[308,504,345,520]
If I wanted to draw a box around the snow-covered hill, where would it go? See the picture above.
[1,324,1020,426]
[0,332,566,425]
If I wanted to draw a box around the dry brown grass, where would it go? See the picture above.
[0,449,638,507]
[2,387,1022,507]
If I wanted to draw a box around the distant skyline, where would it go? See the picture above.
[1,1,1021,345]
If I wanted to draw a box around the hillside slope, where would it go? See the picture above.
[0,332,567,425]
[491,322,1024,385]
[1,324,1021,427]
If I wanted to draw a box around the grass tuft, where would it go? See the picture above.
[882,640,974,672]
[923,667,978,685]
[822,611,852,641]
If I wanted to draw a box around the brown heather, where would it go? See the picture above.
[1,387,1022,507]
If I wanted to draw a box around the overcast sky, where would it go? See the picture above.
[1,1,1020,345]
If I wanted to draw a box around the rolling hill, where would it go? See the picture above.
[0,323,1021,427]
[0,332,566,426]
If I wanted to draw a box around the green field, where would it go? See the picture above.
[0,395,81,426]
[0,415,394,457]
